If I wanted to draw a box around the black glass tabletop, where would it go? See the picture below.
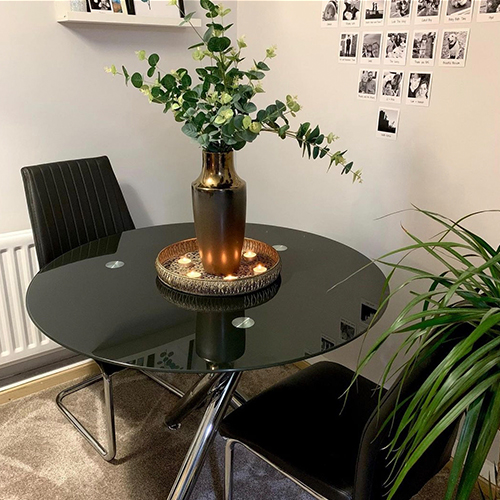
[26,224,386,373]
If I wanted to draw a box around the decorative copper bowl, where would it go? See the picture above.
[155,237,281,296]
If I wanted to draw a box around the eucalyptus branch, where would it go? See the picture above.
[107,0,358,181]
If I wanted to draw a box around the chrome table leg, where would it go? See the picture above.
[164,373,219,430]
[166,371,242,500]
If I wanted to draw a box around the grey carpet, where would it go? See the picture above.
[0,366,480,500]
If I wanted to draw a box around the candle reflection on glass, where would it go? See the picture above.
[243,250,257,261]
[187,270,202,279]
[178,256,193,268]
[253,264,267,275]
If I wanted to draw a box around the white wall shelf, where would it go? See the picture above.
[57,11,201,28]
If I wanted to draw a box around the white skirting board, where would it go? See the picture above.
[0,230,60,366]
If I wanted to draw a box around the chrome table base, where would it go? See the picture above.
[165,371,242,500]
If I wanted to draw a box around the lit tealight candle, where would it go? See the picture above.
[186,270,202,279]
[178,256,193,268]
[243,250,257,261]
[253,264,267,275]
[223,274,238,281]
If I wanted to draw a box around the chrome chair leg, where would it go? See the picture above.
[222,439,328,500]
[229,390,248,409]
[140,370,185,398]
[56,372,117,461]
[224,439,237,500]
[56,367,186,461]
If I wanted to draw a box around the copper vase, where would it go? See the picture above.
[192,151,246,276]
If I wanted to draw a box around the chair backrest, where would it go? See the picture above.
[354,338,460,500]
[21,156,135,269]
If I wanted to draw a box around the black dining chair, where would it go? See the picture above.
[220,351,459,500]
[21,156,183,461]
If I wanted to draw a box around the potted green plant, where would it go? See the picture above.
[107,0,360,276]
[347,208,500,500]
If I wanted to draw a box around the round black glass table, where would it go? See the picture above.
[26,223,386,500]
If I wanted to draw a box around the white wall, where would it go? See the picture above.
[236,0,500,383]
[1,0,498,384]
[0,0,237,234]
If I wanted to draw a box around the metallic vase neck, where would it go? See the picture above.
[199,151,241,189]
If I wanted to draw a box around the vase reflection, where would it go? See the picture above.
[156,278,280,369]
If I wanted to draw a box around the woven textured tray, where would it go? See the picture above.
[155,237,281,296]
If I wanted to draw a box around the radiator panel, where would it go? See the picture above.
[0,230,58,366]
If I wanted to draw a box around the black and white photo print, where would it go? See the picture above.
[411,30,437,65]
[384,31,409,65]
[439,29,470,67]
[358,69,379,100]
[377,107,400,140]
[406,72,432,106]
[339,33,359,63]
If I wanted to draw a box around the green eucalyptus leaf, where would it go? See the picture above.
[233,115,245,129]
[147,66,155,78]
[203,25,214,42]
[188,42,205,50]
[161,74,176,90]
[122,66,130,85]
[183,90,198,102]
[257,110,267,122]
[131,72,143,88]
[240,129,258,142]
[196,68,208,78]
[342,161,353,174]
[255,61,270,71]
[243,102,257,114]
[207,36,231,53]
[180,11,195,24]
[151,86,164,98]
[233,141,246,151]
[148,53,159,66]
[246,70,265,80]
[200,0,216,11]
[181,73,192,88]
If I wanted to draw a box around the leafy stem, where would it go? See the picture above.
[106,0,359,181]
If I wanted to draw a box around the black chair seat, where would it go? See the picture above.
[220,362,383,500]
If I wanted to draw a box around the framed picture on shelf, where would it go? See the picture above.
[88,0,113,12]
[132,0,184,18]
[88,0,127,12]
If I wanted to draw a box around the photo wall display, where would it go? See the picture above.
[319,0,497,140]
[322,0,499,26]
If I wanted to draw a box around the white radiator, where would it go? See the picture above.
[0,230,59,366]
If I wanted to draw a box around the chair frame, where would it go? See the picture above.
[56,366,185,462]
[224,438,328,500]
